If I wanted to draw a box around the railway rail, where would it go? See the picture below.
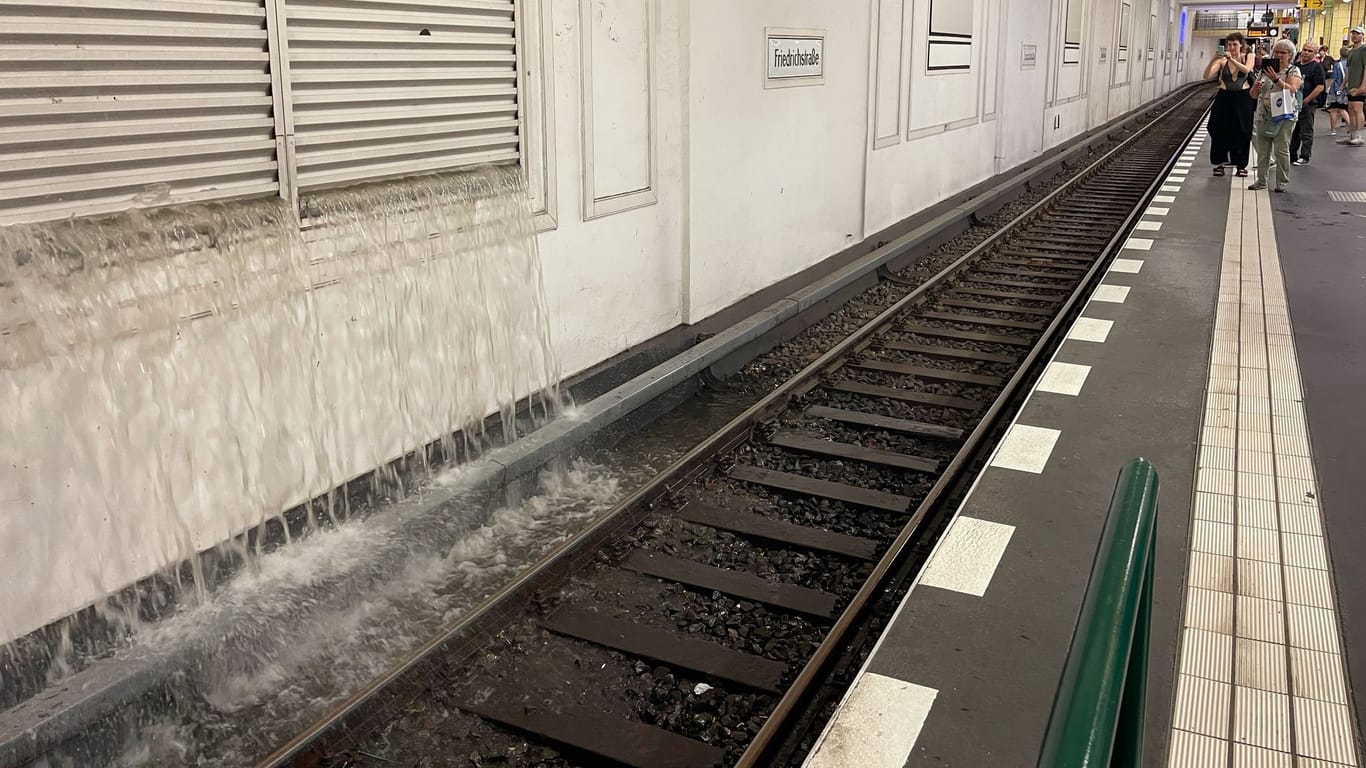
[260,88,1213,768]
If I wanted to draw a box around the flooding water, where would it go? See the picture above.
[99,459,625,768]
[0,166,577,762]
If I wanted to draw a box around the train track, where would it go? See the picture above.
[259,88,1213,768]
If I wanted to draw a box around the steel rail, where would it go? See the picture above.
[735,89,1212,767]
[258,85,1212,768]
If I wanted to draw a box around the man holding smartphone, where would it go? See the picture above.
[1291,43,1326,165]
[1339,26,1366,147]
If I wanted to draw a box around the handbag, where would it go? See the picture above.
[1270,88,1297,122]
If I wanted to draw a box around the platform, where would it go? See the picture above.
[803,120,1366,767]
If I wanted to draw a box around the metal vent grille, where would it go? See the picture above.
[0,0,280,226]
[285,0,520,192]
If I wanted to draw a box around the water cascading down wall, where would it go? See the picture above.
[0,166,560,647]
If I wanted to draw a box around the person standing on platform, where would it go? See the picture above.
[1205,33,1257,177]
[1340,27,1366,147]
[1291,43,1326,165]
[1327,47,1351,136]
[1249,39,1304,192]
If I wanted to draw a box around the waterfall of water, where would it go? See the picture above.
[0,165,562,702]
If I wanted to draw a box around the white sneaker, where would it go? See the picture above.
[1328,130,1338,136]
[1350,138,1366,147]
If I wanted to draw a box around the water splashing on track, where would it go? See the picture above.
[0,166,568,735]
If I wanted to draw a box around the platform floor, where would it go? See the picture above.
[802,120,1365,767]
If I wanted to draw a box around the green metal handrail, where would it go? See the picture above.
[1037,458,1161,768]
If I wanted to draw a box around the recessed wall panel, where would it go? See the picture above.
[580,0,657,218]
[874,0,906,147]
[586,0,651,198]
[930,0,973,37]
[927,0,973,73]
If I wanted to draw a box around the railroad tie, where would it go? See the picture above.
[460,697,724,768]
[897,324,1033,347]
[827,380,983,411]
[624,550,839,619]
[919,310,1045,331]
[871,338,1019,364]
[847,359,1002,387]
[804,405,964,441]
[768,432,940,474]
[940,298,1056,316]
[729,463,912,513]
[540,606,787,692]
[677,502,880,560]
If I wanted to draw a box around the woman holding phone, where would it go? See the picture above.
[1204,33,1257,177]
[1249,39,1304,192]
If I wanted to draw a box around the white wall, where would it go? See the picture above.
[2,0,1203,645]
[529,0,687,376]
[684,1,871,322]
[863,0,1007,233]
[1002,0,1056,164]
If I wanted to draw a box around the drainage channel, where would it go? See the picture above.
[252,90,1214,768]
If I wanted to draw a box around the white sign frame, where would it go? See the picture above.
[765,27,826,89]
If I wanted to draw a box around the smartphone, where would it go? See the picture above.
[1262,57,1276,71]
[1218,44,1226,56]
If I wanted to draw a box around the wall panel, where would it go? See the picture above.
[908,0,982,133]
[872,0,906,149]
[579,0,658,219]
[520,0,559,230]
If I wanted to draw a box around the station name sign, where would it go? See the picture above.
[766,28,825,88]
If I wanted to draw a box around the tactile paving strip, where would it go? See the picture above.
[1169,168,1361,767]
[1326,191,1366,203]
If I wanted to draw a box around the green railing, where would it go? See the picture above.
[1037,458,1161,768]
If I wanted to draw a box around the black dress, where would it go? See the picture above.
[1209,58,1256,169]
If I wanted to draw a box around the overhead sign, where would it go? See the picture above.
[1299,0,1323,9]
[766,28,825,88]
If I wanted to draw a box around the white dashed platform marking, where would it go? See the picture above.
[1147,206,1171,216]
[920,517,1016,597]
[1092,284,1131,303]
[1155,195,1177,203]
[1037,362,1092,396]
[1125,237,1154,251]
[1068,317,1113,343]
[1136,221,1163,231]
[1111,258,1144,274]
[804,674,937,768]
[990,424,1060,474]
